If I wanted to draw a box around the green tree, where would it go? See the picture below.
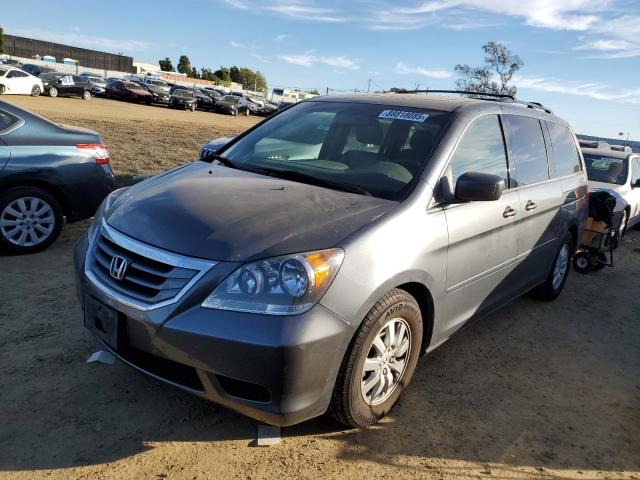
[455,41,523,96]
[159,57,174,72]
[0,27,4,54]
[214,67,231,83]
[229,66,242,84]
[177,55,192,75]
[308,89,320,95]
[190,67,199,79]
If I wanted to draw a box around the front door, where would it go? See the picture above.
[629,157,640,223]
[440,114,522,334]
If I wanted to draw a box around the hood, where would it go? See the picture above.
[106,162,395,262]
[128,87,151,96]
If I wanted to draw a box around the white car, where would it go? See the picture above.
[0,67,44,96]
[582,146,640,233]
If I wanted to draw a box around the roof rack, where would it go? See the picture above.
[393,89,553,115]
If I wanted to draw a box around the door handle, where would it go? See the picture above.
[503,206,518,218]
[525,200,537,211]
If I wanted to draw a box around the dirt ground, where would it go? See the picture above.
[1,96,639,480]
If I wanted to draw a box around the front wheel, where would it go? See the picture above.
[245,108,250,116]
[49,86,58,98]
[329,288,423,428]
[31,85,41,96]
[82,90,91,100]
[532,232,573,300]
[0,85,5,94]
[0,187,64,254]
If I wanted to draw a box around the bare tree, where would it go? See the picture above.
[455,41,523,96]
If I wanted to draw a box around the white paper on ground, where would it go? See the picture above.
[257,424,281,446]
[86,350,116,365]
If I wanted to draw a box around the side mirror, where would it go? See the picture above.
[455,172,505,202]
[632,179,640,189]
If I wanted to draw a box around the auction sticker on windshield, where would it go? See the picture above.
[378,110,428,122]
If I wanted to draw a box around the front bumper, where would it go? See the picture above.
[73,233,353,426]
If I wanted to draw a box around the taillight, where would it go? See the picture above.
[77,144,110,165]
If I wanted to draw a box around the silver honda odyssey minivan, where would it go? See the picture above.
[74,93,588,427]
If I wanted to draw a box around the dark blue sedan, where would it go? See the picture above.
[0,100,116,253]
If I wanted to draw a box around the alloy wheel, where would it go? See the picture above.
[0,197,55,247]
[552,243,569,290]
[361,317,411,406]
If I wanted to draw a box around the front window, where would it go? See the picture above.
[583,154,628,185]
[219,101,451,200]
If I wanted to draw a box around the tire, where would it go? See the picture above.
[572,251,592,274]
[232,108,238,116]
[532,231,573,300]
[0,187,64,254]
[329,288,423,428]
[49,86,58,98]
[82,90,91,100]
[0,85,5,94]
[245,108,250,116]
[31,85,41,97]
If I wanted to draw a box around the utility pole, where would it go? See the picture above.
[367,79,371,93]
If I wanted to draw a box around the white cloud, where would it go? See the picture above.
[10,28,149,53]
[275,34,291,43]
[278,51,360,70]
[230,40,247,49]
[264,3,347,22]
[394,62,452,79]
[515,75,640,105]
[220,0,249,10]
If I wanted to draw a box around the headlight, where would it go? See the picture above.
[87,188,127,240]
[202,249,344,315]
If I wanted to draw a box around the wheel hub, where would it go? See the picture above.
[0,196,55,247]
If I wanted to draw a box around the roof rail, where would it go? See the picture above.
[393,89,554,115]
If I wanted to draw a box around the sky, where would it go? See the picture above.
[3,0,639,140]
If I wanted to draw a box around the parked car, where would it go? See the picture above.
[20,64,57,77]
[581,145,640,234]
[40,73,93,100]
[197,88,221,105]
[133,81,170,104]
[169,88,197,111]
[105,80,153,104]
[126,75,170,93]
[79,73,108,95]
[0,67,43,96]
[74,93,587,428]
[0,100,115,253]
[215,95,250,116]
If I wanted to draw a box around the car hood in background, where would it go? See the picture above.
[106,162,396,262]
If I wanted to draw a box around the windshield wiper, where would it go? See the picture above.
[257,167,372,196]
[204,153,272,176]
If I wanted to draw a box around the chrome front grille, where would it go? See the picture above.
[86,222,216,310]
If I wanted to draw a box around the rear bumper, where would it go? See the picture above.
[73,235,353,426]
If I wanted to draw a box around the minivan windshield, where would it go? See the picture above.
[219,101,451,200]
[583,153,628,185]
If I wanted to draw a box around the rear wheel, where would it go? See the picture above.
[0,85,5,94]
[532,231,573,300]
[329,288,423,428]
[82,90,91,100]
[573,251,592,274]
[49,86,58,98]
[31,85,41,96]
[0,187,64,254]
[245,108,250,116]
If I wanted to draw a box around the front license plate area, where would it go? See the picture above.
[84,296,121,350]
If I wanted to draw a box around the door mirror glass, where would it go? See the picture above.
[455,172,505,202]
[632,178,640,189]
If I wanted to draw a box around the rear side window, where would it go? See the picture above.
[0,110,20,133]
[505,115,549,186]
[448,115,508,187]
[547,122,582,177]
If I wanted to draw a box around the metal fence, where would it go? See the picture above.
[3,35,134,72]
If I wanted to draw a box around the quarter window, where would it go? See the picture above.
[547,122,582,177]
[505,115,549,186]
[447,115,509,189]
[0,110,20,133]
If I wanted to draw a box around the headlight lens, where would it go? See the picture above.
[202,249,344,315]
[87,188,127,240]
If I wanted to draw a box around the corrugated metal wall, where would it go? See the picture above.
[4,35,134,72]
